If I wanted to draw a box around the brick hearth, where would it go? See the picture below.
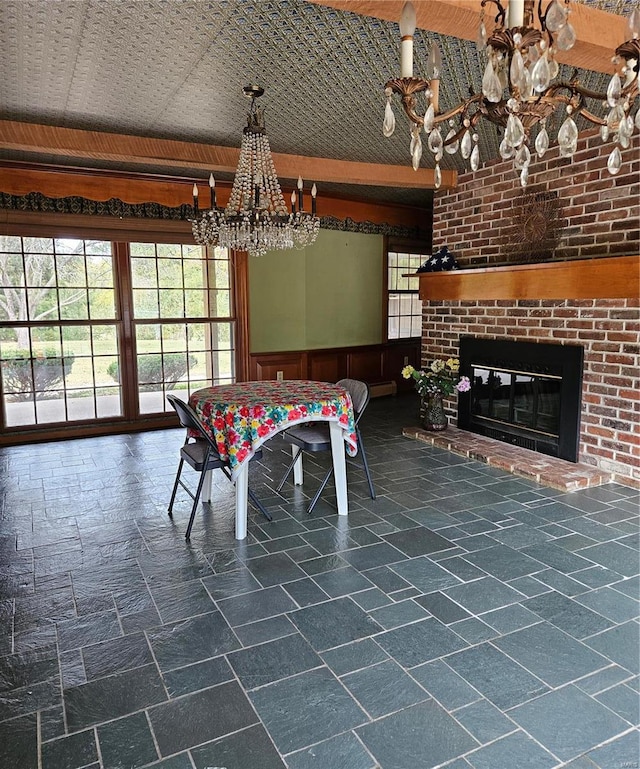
[402,425,615,492]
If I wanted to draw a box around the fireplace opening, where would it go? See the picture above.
[458,337,584,462]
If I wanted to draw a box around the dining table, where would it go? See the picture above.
[189,380,358,539]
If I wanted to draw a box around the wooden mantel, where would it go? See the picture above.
[415,256,640,301]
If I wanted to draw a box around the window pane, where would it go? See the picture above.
[87,256,114,287]
[131,258,157,288]
[157,258,183,288]
[59,288,89,320]
[133,289,159,318]
[88,288,116,320]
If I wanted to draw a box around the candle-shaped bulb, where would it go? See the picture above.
[311,183,317,198]
[192,183,199,198]
[290,189,296,214]
[297,177,303,210]
[399,1,416,36]
[208,174,216,209]
[209,173,215,188]
[426,42,442,80]
[311,183,317,215]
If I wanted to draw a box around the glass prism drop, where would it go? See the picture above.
[434,163,442,189]
[470,143,480,172]
[383,101,396,138]
[607,104,624,130]
[444,128,459,154]
[545,0,566,32]
[510,50,526,92]
[460,130,473,159]
[514,144,531,170]
[558,116,578,153]
[428,127,443,154]
[556,21,576,51]
[505,114,525,148]
[532,54,551,93]
[635,109,640,131]
[423,103,435,134]
[607,74,622,108]
[482,61,502,102]
[607,146,622,175]
[628,8,640,38]
[600,124,610,142]
[412,134,423,170]
[476,20,487,51]
[499,137,514,159]
[520,165,529,187]
[535,126,549,158]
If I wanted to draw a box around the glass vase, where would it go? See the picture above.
[421,391,448,431]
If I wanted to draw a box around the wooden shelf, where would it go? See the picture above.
[414,255,640,301]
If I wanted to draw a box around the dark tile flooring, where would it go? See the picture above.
[1,394,639,769]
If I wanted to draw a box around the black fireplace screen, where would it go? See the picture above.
[458,338,584,462]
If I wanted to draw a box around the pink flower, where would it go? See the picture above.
[456,376,471,393]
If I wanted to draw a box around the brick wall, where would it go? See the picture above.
[433,130,639,266]
[425,130,639,486]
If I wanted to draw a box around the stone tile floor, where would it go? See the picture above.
[0,394,638,769]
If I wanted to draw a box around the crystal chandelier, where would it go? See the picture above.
[191,86,320,257]
[383,1,640,188]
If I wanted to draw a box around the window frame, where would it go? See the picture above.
[0,214,249,444]
[384,237,432,343]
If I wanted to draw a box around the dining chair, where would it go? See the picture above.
[276,378,376,513]
[166,394,272,539]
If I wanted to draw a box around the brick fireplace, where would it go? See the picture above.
[421,130,639,487]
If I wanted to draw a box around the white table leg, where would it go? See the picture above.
[202,470,212,503]
[235,462,249,540]
[292,444,303,485]
[329,421,348,516]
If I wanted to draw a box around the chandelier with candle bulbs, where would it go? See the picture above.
[383,0,640,188]
[191,86,320,257]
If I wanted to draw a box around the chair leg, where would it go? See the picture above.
[185,468,208,540]
[357,427,376,500]
[307,467,333,514]
[248,488,273,521]
[276,447,303,492]
[168,458,185,515]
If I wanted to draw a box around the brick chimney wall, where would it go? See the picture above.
[426,131,639,486]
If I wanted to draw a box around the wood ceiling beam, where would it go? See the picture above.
[0,120,456,191]
[307,0,627,75]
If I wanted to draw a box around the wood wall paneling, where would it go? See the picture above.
[253,353,307,382]
[308,351,348,383]
[348,348,385,383]
[248,340,421,390]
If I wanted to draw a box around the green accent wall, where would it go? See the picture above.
[248,229,384,353]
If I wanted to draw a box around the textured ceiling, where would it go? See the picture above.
[0,0,635,207]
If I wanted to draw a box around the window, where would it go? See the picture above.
[0,235,236,433]
[129,242,234,414]
[387,249,424,340]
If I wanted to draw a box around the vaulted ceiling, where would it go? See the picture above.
[0,0,634,207]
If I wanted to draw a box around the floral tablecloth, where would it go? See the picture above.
[189,380,358,478]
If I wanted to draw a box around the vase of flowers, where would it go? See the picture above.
[402,359,471,431]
